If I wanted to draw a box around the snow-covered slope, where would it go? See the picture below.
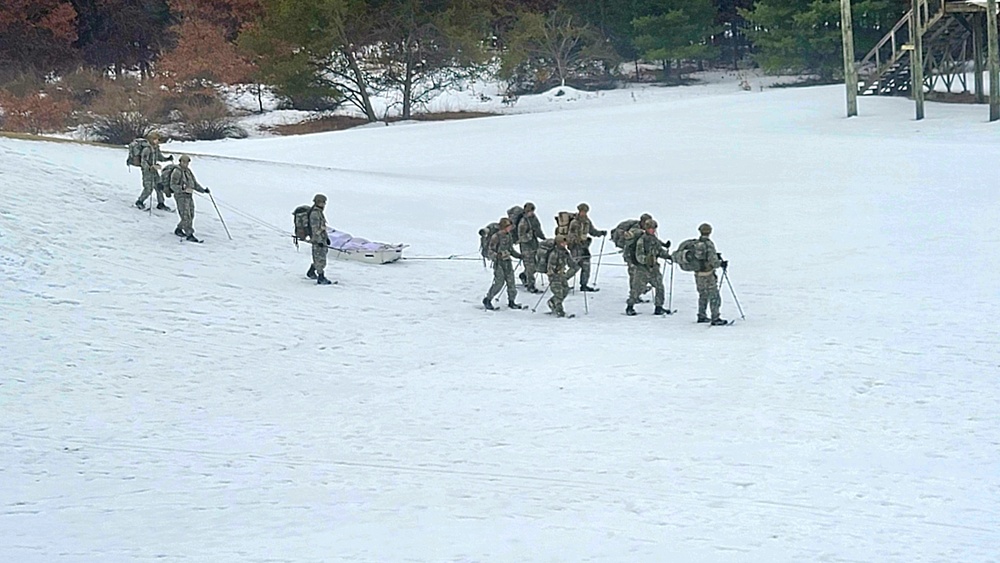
[2,85,998,562]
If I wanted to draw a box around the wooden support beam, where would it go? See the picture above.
[911,0,926,120]
[988,0,1000,121]
[974,11,985,103]
[841,0,858,116]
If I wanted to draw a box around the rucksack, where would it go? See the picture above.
[554,211,576,238]
[535,238,556,273]
[507,205,524,235]
[478,222,500,259]
[672,238,710,272]
[293,205,314,242]
[611,219,640,249]
[126,138,149,167]
[158,164,180,197]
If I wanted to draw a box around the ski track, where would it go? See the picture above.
[2,86,1000,562]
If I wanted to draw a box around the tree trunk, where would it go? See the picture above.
[402,40,413,120]
[344,48,377,122]
[256,83,264,114]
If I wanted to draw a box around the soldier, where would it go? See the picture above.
[308,194,333,286]
[167,155,210,243]
[693,223,728,325]
[567,202,607,292]
[546,235,578,317]
[483,217,523,310]
[516,202,545,293]
[626,219,673,316]
[621,213,653,302]
[134,131,173,211]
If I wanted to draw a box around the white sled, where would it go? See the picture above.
[327,228,407,265]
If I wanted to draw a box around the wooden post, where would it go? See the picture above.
[841,0,858,117]
[911,0,925,120]
[974,12,985,103]
[988,0,1000,121]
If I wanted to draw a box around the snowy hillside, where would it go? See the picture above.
[2,85,999,562]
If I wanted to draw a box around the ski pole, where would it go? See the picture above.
[722,268,746,320]
[207,191,233,241]
[667,261,674,312]
[531,284,551,312]
[593,235,606,285]
[582,286,589,315]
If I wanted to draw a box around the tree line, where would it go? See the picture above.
[1,0,905,127]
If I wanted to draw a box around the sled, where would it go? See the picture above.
[327,228,407,264]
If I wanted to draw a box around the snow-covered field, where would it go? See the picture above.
[2,84,999,562]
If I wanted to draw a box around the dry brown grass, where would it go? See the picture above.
[269,111,497,135]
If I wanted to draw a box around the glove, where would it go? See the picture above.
[600,230,608,237]
[203,188,210,193]
[721,260,729,269]
[662,240,671,248]
[166,155,174,161]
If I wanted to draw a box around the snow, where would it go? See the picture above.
[2,84,999,562]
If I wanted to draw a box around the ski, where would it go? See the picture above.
[708,320,734,326]
[180,237,204,244]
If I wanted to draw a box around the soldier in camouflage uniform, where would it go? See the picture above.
[622,213,653,302]
[308,194,333,285]
[567,202,607,292]
[168,155,210,242]
[134,131,173,210]
[516,202,545,293]
[626,219,673,316]
[546,235,578,317]
[694,223,727,325]
[483,217,523,310]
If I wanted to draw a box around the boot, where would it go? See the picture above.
[185,234,202,243]
[580,284,599,292]
[483,297,497,311]
[697,315,710,323]
[156,203,172,211]
[654,306,666,316]
[519,272,527,284]
[174,227,185,237]
[306,265,317,279]
[135,200,146,210]
[526,286,541,294]
[317,274,332,285]
[508,300,524,310]
[625,304,637,316]
[710,317,729,326]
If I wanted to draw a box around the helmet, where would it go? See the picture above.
[498,217,512,228]
[523,202,536,212]
[698,223,712,235]
[577,203,590,212]
[147,131,161,141]
[640,213,652,222]
[314,193,328,204]
[178,154,191,163]
[645,219,658,230]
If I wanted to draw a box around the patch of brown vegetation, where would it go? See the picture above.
[269,111,497,136]
[925,91,979,104]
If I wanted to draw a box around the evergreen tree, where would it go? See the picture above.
[633,0,720,74]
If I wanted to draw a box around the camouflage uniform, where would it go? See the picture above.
[517,213,545,290]
[486,229,522,304]
[567,214,604,288]
[168,164,208,236]
[695,235,723,320]
[137,142,170,207]
[628,231,672,307]
[621,220,646,296]
[309,205,330,276]
[546,244,578,316]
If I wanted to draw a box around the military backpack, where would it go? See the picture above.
[554,211,576,238]
[611,219,640,249]
[126,138,150,167]
[535,238,557,274]
[672,238,711,272]
[478,222,500,260]
[158,164,180,197]
[293,205,314,242]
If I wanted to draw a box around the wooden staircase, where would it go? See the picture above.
[858,0,978,95]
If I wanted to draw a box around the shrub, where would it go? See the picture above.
[0,91,73,134]
[88,112,152,145]
[176,95,246,140]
